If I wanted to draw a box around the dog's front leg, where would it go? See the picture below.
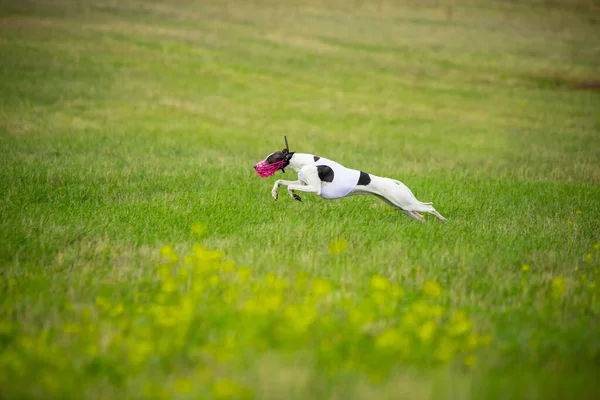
[286,168,322,201]
[286,184,320,202]
[272,180,303,200]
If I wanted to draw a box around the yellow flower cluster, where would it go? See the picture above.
[571,245,600,298]
[518,245,600,309]
[0,241,494,398]
[328,238,348,254]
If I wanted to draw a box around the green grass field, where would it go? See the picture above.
[1,0,600,398]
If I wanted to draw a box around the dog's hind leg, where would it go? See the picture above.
[406,204,446,221]
[369,193,424,220]
[409,211,425,220]
[402,200,446,222]
[428,209,447,222]
[351,175,446,221]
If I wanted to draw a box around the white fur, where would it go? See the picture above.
[271,153,446,221]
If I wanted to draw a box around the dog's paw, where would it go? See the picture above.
[292,193,302,202]
[272,190,278,200]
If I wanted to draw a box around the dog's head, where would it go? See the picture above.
[254,149,295,178]
[254,136,295,178]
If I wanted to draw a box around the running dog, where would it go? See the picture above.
[253,137,446,221]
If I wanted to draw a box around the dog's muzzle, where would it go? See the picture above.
[254,160,285,178]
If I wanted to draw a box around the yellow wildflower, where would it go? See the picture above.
[465,333,479,350]
[265,272,288,291]
[447,311,473,336]
[371,291,387,307]
[390,284,404,300]
[160,245,174,256]
[220,260,236,273]
[192,280,206,294]
[402,311,419,329]
[157,265,171,279]
[551,276,566,299]
[412,300,435,318]
[329,238,347,254]
[434,337,457,363]
[161,277,177,293]
[263,293,283,311]
[285,304,318,331]
[521,264,530,272]
[418,321,437,342]
[242,298,262,315]
[178,266,190,278]
[129,341,153,366]
[191,223,206,236]
[160,245,179,263]
[208,274,221,288]
[430,304,445,319]
[236,266,252,282]
[348,308,365,326]
[193,245,223,261]
[370,275,390,291]
[423,279,444,297]
[95,296,111,310]
[375,328,409,354]
[311,278,333,296]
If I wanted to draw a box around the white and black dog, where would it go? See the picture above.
[254,137,446,221]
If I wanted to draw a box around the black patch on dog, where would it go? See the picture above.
[313,156,320,162]
[357,171,371,186]
[317,165,334,182]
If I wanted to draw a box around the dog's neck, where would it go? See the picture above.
[286,153,317,172]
